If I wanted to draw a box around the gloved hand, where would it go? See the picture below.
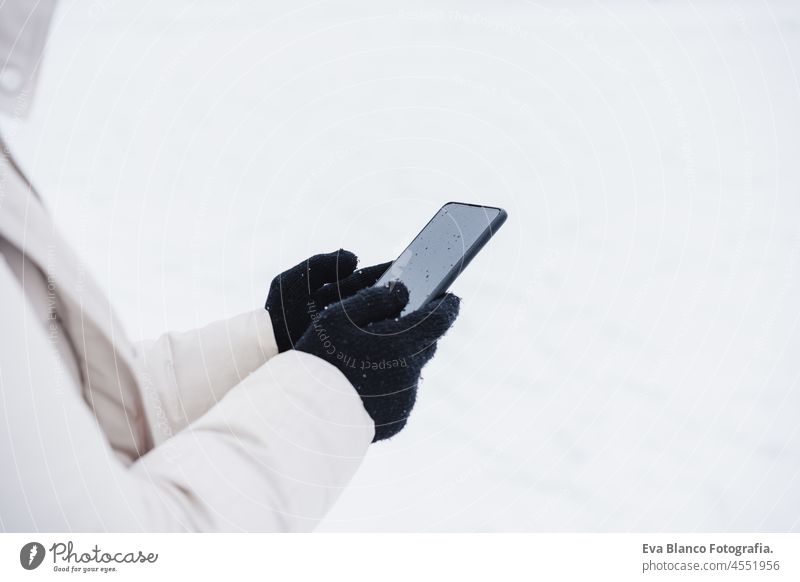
[265,250,391,353]
[295,283,460,442]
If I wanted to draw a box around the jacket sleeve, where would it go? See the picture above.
[134,309,280,446]
[0,265,374,532]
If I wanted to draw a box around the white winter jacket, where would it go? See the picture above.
[0,144,374,532]
[0,2,374,532]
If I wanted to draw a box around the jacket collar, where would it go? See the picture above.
[0,140,140,377]
[0,0,58,118]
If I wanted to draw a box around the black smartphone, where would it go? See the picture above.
[374,202,508,314]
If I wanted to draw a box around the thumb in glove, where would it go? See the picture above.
[296,283,460,442]
[265,249,391,352]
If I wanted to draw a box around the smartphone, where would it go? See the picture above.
[374,202,508,314]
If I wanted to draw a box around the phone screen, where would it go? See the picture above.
[375,203,504,313]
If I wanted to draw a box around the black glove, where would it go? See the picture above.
[295,283,460,442]
[265,249,391,353]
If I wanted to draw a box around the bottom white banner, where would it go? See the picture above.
[0,533,797,581]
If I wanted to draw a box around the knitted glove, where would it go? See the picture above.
[295,283,460,442]
[265,250,391,353]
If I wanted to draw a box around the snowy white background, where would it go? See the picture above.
[2,0,799,531]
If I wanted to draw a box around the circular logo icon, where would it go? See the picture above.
[20,542,46,570]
